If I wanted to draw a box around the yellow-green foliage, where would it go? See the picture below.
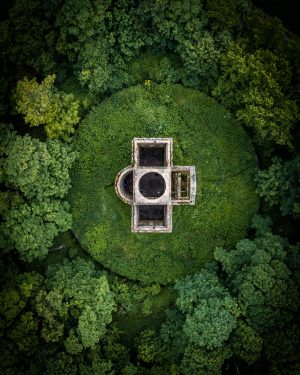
[70,84,259,284]
[14,75,80,141]
[213,43,299,147]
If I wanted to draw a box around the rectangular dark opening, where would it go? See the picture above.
[139,145,166,167]
[138,205,166,226]
[171,171,190,200]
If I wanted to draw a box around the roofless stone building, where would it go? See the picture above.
[115,138,196,233]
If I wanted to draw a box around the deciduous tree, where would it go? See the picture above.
[0,271,43,373]
[14,75,80,141]
[256,156,300,218]
[35,258,115,353]
[0,126,76,261]
[214,216,299,334]
[213,43,299,146]
[175,268,240,349]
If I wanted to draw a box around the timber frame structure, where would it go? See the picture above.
[115,138,196,233]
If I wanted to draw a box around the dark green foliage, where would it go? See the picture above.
[58,75,99,115]
[2,0,59,74]
[243,7,300,101]
[214,216,299,334]
[148,0,206,44]
[54,0,209,94]
[0,0,63,121]
[1,0,300,372]
[230,320,263,364]
[70,84,258,284]
[4,132,76,200]
[0,21,10,115]
[0,270,43,374]
[43,350,114,375]
[0,257,116,374]
[256,156,300,218]
[5,0,293,111]
[287,242,300,287]
[128,53,183,86]
[135,329,159,363]
[102,325,130,373]
[112,280,176,356]
[55,0,149,93]
[155,263,262,373]
[179,31,227,92]
[0,271,42,331]
[150,217,298,373]
[245,8,287,53]
[35,258,115,354]
[264,324,300,375]
[213,43,299,146]
[135,2,229,92]
[2,199,72,261]
[205,0,252,35]
[0,75,8,116]
[244,8,300,107]
[100,274,174,360]
[0,126,76,261]
[110,276,164,316]
[158,309,186,363]
[0,123,16,185]
[175,269,240,349]
[180,344,232,375]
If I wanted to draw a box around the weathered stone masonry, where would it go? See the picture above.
[115,138,196,233]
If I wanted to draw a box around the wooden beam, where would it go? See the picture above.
[177,172,181,200]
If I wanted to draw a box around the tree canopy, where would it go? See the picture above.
[0,125,76,261]
[0,0,299,373]
[14,75,80,141]
[35,258,115,354]
[256,156,300,218]
[213,43,299,146]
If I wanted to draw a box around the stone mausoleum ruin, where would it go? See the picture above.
[115,138,196,233]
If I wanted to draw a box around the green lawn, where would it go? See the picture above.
[70,84,259,284]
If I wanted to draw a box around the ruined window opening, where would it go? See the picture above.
[122,171,133,197]
[115,138,196,233]
[171,171,191,201]
[138,145,166,167]
[138,205,166,227]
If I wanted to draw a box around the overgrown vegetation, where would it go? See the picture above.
[14,75,80,141]
[0,124,76,261]
[0,0,299,374]
[71,83,258,284]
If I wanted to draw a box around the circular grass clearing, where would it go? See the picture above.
[70,84,259,284]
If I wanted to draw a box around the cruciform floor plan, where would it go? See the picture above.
[115,138,196,233]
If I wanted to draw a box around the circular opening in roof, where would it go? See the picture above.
[139,172,166,198]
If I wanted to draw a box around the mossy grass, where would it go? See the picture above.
[70,84,259,284]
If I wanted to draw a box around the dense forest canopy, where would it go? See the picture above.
[0,0,299,374]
